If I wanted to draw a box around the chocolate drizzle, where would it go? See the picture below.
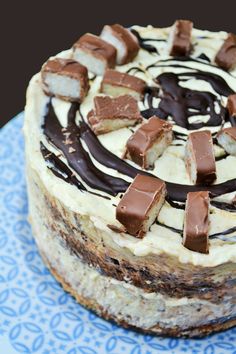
[142,58,234,129]
[210,226,236,239]
[130,29,162,54]
[43,102,129,196]
[197,53,211,62]
[167,179,236,203]
[157,220,236,241]
[150,56,236,75]
[80,121,140,178]
[40,142,86,190]
[211,200,236,212]
[41,101,236,204]
[126,67,145,75]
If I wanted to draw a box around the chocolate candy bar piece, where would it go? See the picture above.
[227,94,236,116]
[185,130,216,185]
[125,116,173,169]
[87,95,142,135]
[183,191,210,254]
[217,127,236,156]
[41,58,89,102]
[101,69,146,100]
[73,33,116,75]
[215,33,236,71]
[116,174,166,238]
[168,20,193,56]
[168,19,193,56]
[100,24,140,65]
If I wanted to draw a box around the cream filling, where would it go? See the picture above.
[24,26,236,267]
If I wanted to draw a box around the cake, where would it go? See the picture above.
[23,20,236,337]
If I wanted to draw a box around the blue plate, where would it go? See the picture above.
[1,113,236,354]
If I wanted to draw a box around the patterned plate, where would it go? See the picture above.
[1,114,236,354]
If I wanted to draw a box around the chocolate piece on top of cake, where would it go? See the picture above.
[116,174,166,238]
[185,130,216,185]
[215,33,236,71]
[87,95,142,135]
[183,191,210,254]
[168,19,193,57]
[217,127,236,156]
[101,69,146,100]
[41,58,89,102]
[125,116,173,169]
[227,94,236,117]
[73,33,116,76]
[100,24,140,65]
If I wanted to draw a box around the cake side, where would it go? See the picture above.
[26,157,236,300]
[26,159,236,337]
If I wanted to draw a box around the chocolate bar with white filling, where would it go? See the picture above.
[101,69,146,100]
[168,19,193,56]
[87,95,142,135]
[41,58,89,102]
[183,191,210,254]
[125,116,173,169]
[217,127,236,156]
[100,24,140,65]
[116,174,166,238]
[215,33,236,71]
[227,94,236,116]
[185,130,216,185]
[73,33,116,75]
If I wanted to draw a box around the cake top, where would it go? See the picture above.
[24,21,236,266]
